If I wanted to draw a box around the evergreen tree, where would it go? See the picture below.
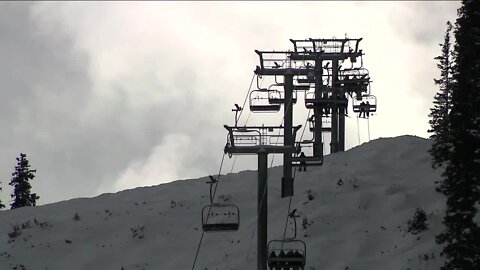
[0,182,5,209]
[428,21,454,169]
[9,153,39,209]
[435,0,480,268]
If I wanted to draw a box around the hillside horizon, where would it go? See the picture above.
[0,134,445,270]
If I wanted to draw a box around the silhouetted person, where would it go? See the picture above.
[208,175,217,183]
[268,251,277,270]
[359,101,366,118]
[299,152,307,172]
[278,250,287,270]
[292,251,304,269]
[286,250,295,269]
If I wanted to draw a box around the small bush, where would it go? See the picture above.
[73,212,80,221]
[20,220,31,229]
[8,225,22,239]
[407,207,429,235]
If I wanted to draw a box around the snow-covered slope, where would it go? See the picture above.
[0,135,445,270]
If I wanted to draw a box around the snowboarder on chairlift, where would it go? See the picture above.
[299,152,307,172]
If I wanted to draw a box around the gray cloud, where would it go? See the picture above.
[0,2,461,205]
[0,2,94,203]
[0,2,221,204]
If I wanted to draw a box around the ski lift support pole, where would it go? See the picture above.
[224,66,299,270]
[223,129,298,270]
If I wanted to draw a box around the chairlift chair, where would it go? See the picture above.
[304,92,348,110]
[268,90,298,105]
[308,116,332,132]
[292,151,324,168]
[249,89,281,112]
[352,95,377,118]
[201,203,240,232]
[292,140,324,168]
[267,239,307,270]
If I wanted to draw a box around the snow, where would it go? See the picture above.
[0,135,447,270]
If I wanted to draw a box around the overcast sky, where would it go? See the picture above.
[0,1,460,205]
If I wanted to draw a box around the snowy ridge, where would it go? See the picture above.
[0,135,445,270]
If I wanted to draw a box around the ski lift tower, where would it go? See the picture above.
[223,49,308,270]
[223,125,301,270]
[222,36,372,270]
[290,38,365,153]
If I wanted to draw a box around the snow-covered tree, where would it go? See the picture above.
[9,153,39,209]
[435,1,480,268]
[428,21,454,169]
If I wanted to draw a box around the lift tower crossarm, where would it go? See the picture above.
[288,52,362,61]
[223,124,301,270]
[290,38,363,53]
[254,67,312,76]
[223,125,301,154]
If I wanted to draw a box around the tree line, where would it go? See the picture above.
[428,0,480,268]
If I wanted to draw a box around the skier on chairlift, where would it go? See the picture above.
[268,251,278,270]
[208,175,217,184]
[286,250,296,268]
[359,101,366,118]
[293,250,304,269]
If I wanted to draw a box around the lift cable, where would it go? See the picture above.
[280,109,311,248]
[191,153,227,270]
[247,85,299,262]
[192,72,258,270]
[253,54,308,259]
[237,73,257,123]
[367,117,371,142]
[257,52,307,219]
[356,115,361,145]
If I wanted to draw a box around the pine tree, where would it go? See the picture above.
[435,0,480,268]
[9,153,39,209]
[428,21,454,169]
[0,182,5,209]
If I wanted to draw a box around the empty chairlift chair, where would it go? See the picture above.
[201,203,240,232]
[249,88,281,112]
[268,90,298,105]
[308,115,332,133]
